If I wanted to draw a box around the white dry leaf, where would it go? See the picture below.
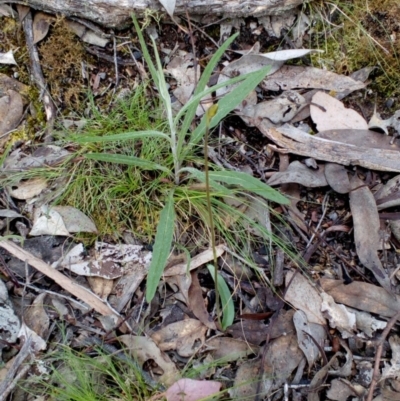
[347,307,387,337]
[284,270,325,325]
[51,206,98,233]
[18,323,46,352]
[0,280,20,346]
[262,65,365,92]
[158,0,176,17]
[321,292,356,339]
[66,21,109,47]
[29,205,70,236]
[8,177,48,200]
[310,91,368,132]
[0,50,17,65]
[382,335,400,381]
[58,242,151,279]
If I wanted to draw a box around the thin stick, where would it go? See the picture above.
[366,310,400,401]
[204,106,220,323]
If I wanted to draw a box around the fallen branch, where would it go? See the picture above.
[0,238,124,323]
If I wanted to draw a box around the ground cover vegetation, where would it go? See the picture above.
[1,0,400,400]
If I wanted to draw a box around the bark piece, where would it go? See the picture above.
[262,124,400,172]
[10,0,305,28]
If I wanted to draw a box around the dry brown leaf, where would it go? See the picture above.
[267,160,328,187]
[188,272,216,330]
[87,276,114,299]
[319,279,400,318]
[349,174,391,291]
[33,12,54,44]
[206,337,259,362]
[263,124,400,172]
[23,292,49,338]
[118,335,179,386]
[261,65,366,92]
[0,90,23,137]
[284,270,325,325]
[293,310,326,369]
[8,178,47,200]
[324,163,351,194]
[151,319,207,357]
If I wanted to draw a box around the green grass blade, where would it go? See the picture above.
[75,130,170,143]
[146,190,176,302]
[85,153,171,173]
[177,33,239,150]
[184,65,271,160]
[179,167,231,195]
[207,264,234,330]
[132,17,159,86]
[209,170,289,204]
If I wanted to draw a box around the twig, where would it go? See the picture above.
[366,310,400,401]
[0,336,33,401]
[0,239,130,330]
[21,10,56,142]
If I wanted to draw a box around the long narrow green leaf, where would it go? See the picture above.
[146,191,176,302]
[75,131,170,143]
[85,153,171,173]
[177,33,239,152]
[132,17,159,87]
[209,170,289,204]
[179,167,231,195]
[207,264,234,330]
[183,65,271,160]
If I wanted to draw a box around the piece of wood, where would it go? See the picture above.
[261,123,400,173]
[2,0,305,28]
[0,239,124,322]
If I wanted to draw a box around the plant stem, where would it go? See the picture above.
[204,106,220,325]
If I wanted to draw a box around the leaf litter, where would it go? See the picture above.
[1,3,400,401]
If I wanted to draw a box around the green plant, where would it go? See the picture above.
[72,16,290,306]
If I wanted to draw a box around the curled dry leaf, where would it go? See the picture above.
[320,292,356,339]
[241,90,306,127]
[118,335,179,386]
[30,205,70,236]
[151,319,207,357]
[267,160,328,187]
